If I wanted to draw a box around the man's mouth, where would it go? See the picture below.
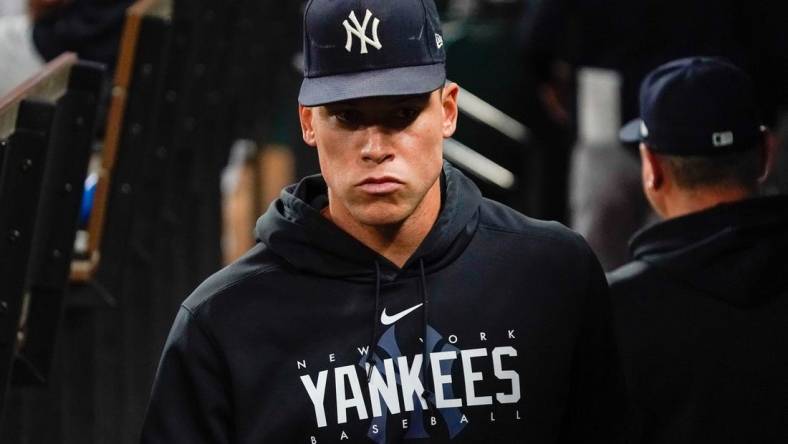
[357,176,404,194]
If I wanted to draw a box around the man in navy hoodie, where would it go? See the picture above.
[141,0,624,442]
[610,57,788,443]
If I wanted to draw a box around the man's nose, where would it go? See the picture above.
[360,126,394,164]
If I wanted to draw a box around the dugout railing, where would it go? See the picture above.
[0,53,105,420]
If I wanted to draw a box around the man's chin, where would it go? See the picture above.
[350,204,411,228]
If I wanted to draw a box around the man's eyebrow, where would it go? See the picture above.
[392,94,430,103]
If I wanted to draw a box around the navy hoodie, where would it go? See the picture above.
[608,195,788,443]
[142,162,624,443]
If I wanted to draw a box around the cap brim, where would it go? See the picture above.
[619,118,643,144]
[299,63,446,106]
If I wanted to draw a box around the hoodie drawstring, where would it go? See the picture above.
[366,261,382,381]
[365,259,433,407]
[419,259,434,404]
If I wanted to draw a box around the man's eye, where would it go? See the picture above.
[395,108,419,120]
[334,110,361,124]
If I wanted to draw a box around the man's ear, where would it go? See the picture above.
[441,82,460,139]
[640,143,670,218]
[299,104,317,147]
[757,126,776,183]
[640,143,664,190]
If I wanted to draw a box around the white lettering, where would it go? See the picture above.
[461,348,493,406]
[340,430,349,440]
[366,359,401,417]
[480,332,487,341]
[398,355,428,411]
[357,346,369,356]
[300,371,328,428]
[335,366,368,424]
[402,419,409,429]
[516,410,521,420]
[508,330,516,339]
[298,360,307,370]
[448,335,458,344]
[371,424,379,434]
[302,346,522,429]
[460,414,469,424]
[492,347,521,403]
[431,416,437,426]
[430,351,462,408]
[310,436,317,444]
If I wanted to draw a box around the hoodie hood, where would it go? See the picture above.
[255,161,482,283]
[629,195,788,307]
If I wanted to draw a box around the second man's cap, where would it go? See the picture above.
[619,57,761,156]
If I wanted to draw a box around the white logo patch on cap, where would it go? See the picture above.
[712,131,734,147]
[435,33,444,49]
[343,10,382,54]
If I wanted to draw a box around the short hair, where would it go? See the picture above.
[656,146,762,191]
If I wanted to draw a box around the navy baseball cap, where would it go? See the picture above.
[299,0,447,106]
[620,57,761,156]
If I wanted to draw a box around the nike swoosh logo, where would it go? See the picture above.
[381,303,424,326]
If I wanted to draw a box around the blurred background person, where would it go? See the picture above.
[0,0,132,96]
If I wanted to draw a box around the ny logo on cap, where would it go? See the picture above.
[343,9,382,54]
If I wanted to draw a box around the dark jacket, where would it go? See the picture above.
[33,0,134,69]
[608,195,788,443]
[141,162,623,443]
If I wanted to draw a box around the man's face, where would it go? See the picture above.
[299,84,459,227]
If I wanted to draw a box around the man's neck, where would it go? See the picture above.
[661,186,753,220]
[323,180,442,268]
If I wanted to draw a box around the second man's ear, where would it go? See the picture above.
[640,144,664,190]
[757,126,776,183]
